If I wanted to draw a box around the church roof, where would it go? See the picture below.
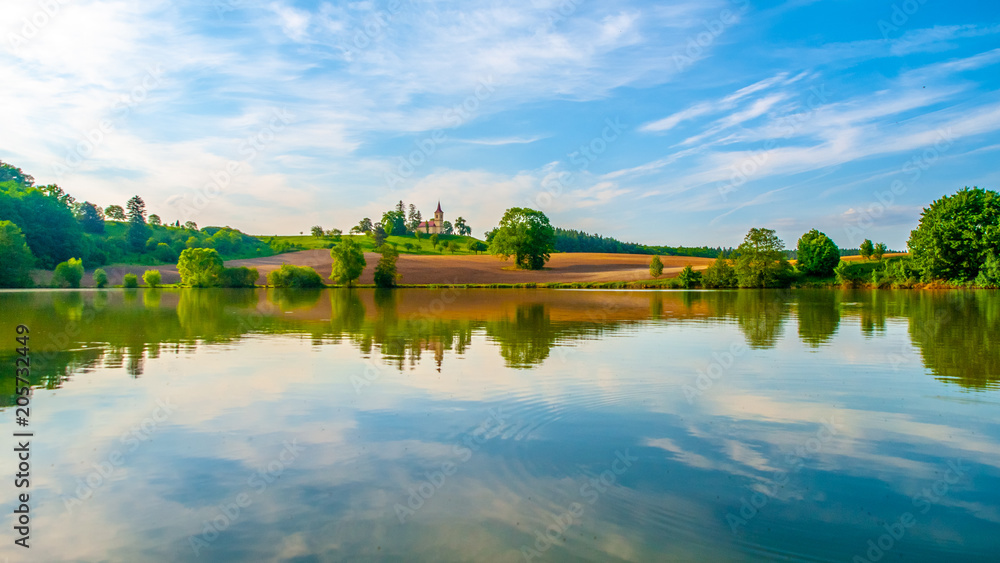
[436,201,443,213]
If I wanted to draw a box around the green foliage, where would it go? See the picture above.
[123,273,138,288]
[430,233,439,248]
[454,216,471,236]
[489,207,556,270]
[0,220,34,287]
[0,161,34,186]
[372,224,387,247]
[873,242,887,261]
[796,229,840,277]
[702,258,738,288]
[105,205,126,221]
[266,264,324,288]
[330,237,366,286]
[126,195,148,251]
[381,210,407,236]
[442,220,453,235]
[93,268,109,288]
[178,248,224,287]
[975,251,1000,288]
[834,261,865,287]
[219,267,258,288]
[148,214,161,226]
[678,265,701,288]
[311,225,324,238]
[908,187,1000,282]
[155,242,178,263]
[649,255,663,278]
[77,202,105,234]
[734,228,792,288]
[0,180,83,268]
[468,240,487,254]
[859,239,874,260]
[52,257,84,288]
[143,269,162,287]
[373,245,400,288]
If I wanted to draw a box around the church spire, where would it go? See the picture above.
[436,201,442,213]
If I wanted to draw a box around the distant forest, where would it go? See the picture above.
[554,228,734,258]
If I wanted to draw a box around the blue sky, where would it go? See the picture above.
[2,0,999,248]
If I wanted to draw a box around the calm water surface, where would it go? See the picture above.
[1,288,998,562]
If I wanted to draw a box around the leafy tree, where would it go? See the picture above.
[78,202,105,233]
[143,269,162,287]
[105,205,126,221]
[123,273,139,288]
[908,187,1000,281]
[1,180,83,268]
[374,245,400,288]
[873,242,887,261]
[185,221,198,230]
[678,265,701,288]
[52,257,84,288]
[488,207,556,270]
[442,220,453,235]
[796,229,840,276]
[357,217,374,234]
[330,237,366,286]
[734,227,792,288]
[468,240,487,254]
[326,228,342,240]
[0,220,34,287]
[311,225,324,238]
[0,161,34,186]
[126,195,148,251]
[454,216,471,236]
[413,229,421,241]
[155,242,178,263]
[430,233,440,249]
[267,264,324,288]
[702,258,738,288]
[859,239,874,261]
[148,214,161,226]
[382,210,407,236]
[178,247,224,287]
[372,224,387,247]
[396,200,406,214]
[407,204,421,231]
[649,255,663,278]
[441,240,451,253]
[219,267,258,288]
[93,268,108,288]
[975,251,1000,288]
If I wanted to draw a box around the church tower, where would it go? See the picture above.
[434,201,443,226]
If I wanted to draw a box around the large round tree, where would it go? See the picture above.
[488,207,555,270]
[0,220,35,287]
[796,229,840,276]
[908,187,1000,281]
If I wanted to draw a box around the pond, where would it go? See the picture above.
[1,288,998,562]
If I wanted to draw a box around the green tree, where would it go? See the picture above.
[678,265,701,288]
[796,229,840,276]
[908,187,1000,281]
[123,273,138,288]
[442,220,453,235]
[143,269,162,287]
[374,245,400,288]
[184,221,198,231]
[78,202,105,233]
[1,180,84,268]
[148,214,161,226]
[468,240,487,254]
[311,225,324,238]
[430,233,440,249]
[330,237,366,286]
[734,228,791,288]
[178,247,224,287]
[381,210,407,236]
[488,207,556,270]
[267,264,324,287]
[105,205,126,221]
[702,258,738,288]
[649,255,663,278]
[975,251,1000,288]
[0,161,34,186]
[52,257,84,288]
[0,220,34,287]
[454,216,471,236]
[126,195,148,251]
[873,242,887,261]
[859,239,874,261]
[372,224,387,247]
[93,268,109,288]
[219,267,258,288]
[155,242,178,263]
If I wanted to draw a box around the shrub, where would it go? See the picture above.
[266,264,324,288]
[155,242,178,263]
[702,258,737,288]
[649,255,663,278]
[678,264,701,288]
[374,246,399,288]
[93,268,109,288]
[178,248,224,287]
[52,257,84,288]
[142,269,162,287]
[219,267,258,288]
[796,229,840,277]
[123,273,139,288]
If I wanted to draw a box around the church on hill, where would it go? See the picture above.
[417,201,445,234]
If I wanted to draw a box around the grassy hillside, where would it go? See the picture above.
[262,233,487,255]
